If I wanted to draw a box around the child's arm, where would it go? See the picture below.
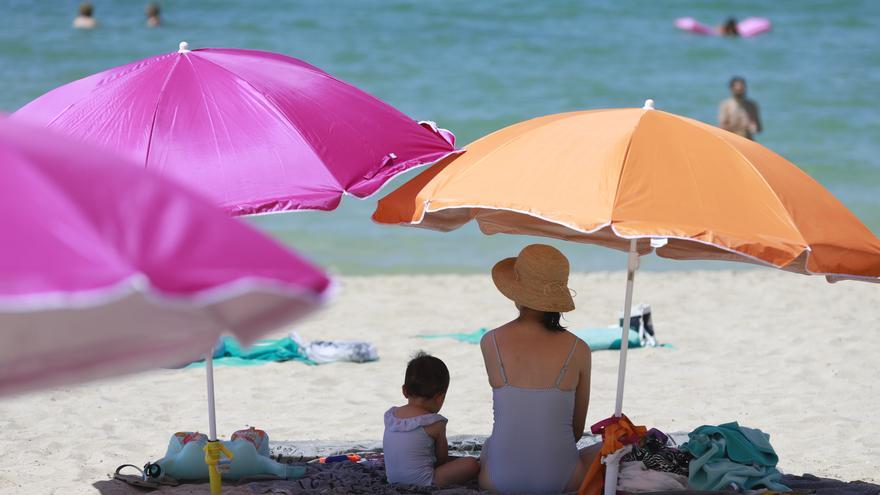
[423,420,449,466]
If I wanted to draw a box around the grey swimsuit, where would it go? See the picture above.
[484,331,580,494]
[383,407,447,486]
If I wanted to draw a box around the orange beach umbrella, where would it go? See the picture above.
[373,100,880,494]
[375,100,880,281]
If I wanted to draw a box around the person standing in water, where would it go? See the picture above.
[145,3,161,28]
[72,2,97,29]
[718,76,762,140]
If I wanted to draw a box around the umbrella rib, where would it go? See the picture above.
[612,112,808,260]
[190,54,347,192]
[698,126,809,249]
[143,56,182,169]
[607,112,644,231]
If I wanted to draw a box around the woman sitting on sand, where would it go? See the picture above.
[479,244,600,494]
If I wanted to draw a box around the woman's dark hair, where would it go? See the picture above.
[542,312,566,332]
[729,76,746,88]
[403,352,449,398]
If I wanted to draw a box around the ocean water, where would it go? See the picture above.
[1,0,877,274]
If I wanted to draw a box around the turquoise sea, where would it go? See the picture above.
[1,1,877,274]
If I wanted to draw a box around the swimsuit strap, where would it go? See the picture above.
[555,336,579,388]
[491,330,509,385]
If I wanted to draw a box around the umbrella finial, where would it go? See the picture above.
[178,41,190,53]
[642,99,655,110]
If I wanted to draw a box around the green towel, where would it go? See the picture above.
[682,422,789,492]
[418,327,646,350]
[186,336,314,368]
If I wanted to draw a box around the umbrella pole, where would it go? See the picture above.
[204,349,232,495]
[205,350,218,441]
[604,239,639,495]
[614,238,639,416]
[203,313,236,492]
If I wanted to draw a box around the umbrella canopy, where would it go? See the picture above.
[373,101,880,495]
[374,101,880,282]
[13,42,457,215]
[0,118,332,398]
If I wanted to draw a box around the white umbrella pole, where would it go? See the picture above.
[604,239,639,495]
[614,238,639,416]
[205,349,218,441]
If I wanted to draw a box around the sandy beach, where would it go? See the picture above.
[0,270,878,494]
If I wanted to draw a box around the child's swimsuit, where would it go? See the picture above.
[383,407,447,486]
[483,330,580,494]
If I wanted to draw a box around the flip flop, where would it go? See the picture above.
[113,464,179,489]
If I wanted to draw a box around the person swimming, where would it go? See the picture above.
[72,2,97,29]
[719,17,739,36]
[145,3,161,28]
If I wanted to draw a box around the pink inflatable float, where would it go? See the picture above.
[675,17,771,37]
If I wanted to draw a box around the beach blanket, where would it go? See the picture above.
[780,473,880,495]
[95,433,880,495]
[418,327,655,350]
[94,465,880,495]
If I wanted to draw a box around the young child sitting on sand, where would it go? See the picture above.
[383,352,479,487]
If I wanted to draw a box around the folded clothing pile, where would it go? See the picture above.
[612,428,692,492]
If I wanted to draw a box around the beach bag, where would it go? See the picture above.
[619,303,656,347]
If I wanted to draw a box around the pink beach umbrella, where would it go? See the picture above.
[12,42,458,215]
[0,119,331,444]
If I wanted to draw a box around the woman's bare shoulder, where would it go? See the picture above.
[480,321,516,343]
[479,328,495,353]
[564,332,591,363]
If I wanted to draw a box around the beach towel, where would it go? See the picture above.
[186,336,313,368]
[682,422,789,492]
[186,335,380,368]
[418,327,648,350]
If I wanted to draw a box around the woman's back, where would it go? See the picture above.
[480,324,590,493]
[483,321,584,390]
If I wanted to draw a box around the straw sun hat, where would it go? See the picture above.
[491,244,575,313]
